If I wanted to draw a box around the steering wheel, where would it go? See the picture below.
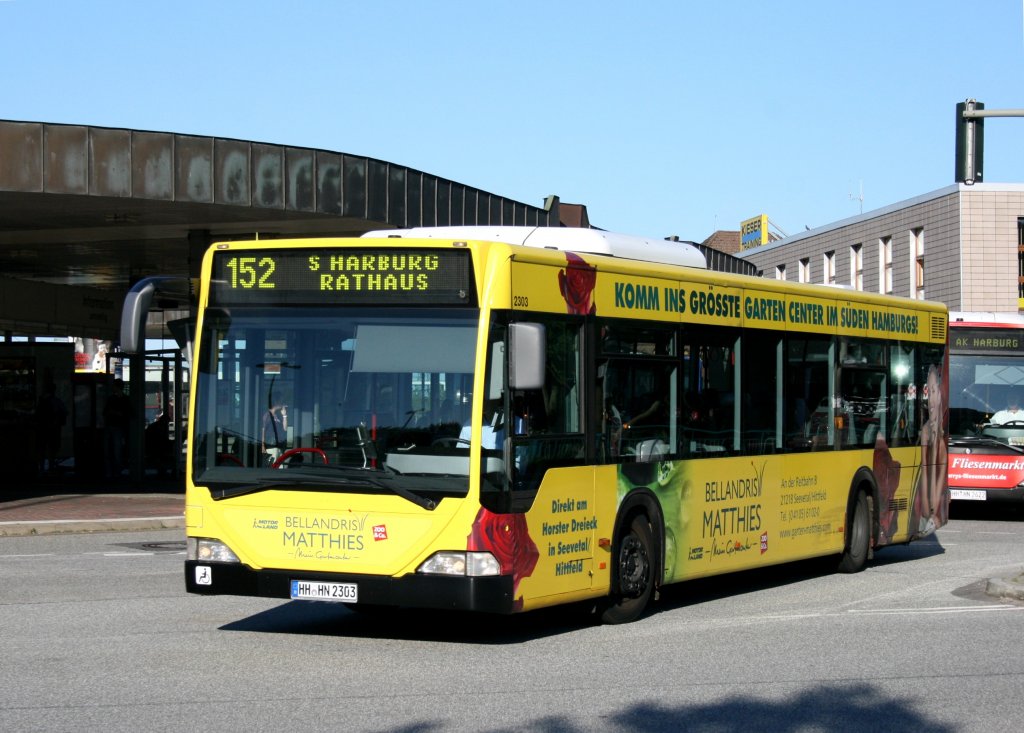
[272,447,329,469]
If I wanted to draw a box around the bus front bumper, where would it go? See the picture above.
[184,560,516,614]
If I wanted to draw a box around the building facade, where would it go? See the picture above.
[738,183,1024,314]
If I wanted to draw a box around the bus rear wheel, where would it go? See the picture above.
[838,490,872,573]
[600,514,654,624]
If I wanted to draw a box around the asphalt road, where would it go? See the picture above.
[1,507,1022,732]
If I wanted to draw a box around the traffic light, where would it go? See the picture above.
[955,100,984,184]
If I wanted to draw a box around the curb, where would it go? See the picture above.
[985,574,1024,602]
[0,516,185,538]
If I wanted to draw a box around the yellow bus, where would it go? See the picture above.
[174,227,948,623]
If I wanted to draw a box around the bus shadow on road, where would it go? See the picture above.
[870,531,947,567]
[950,501,1024,521]
[220,537,949,642]
[219,599,594,643]
[655,535,946,613]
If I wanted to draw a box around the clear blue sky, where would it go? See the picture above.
[3,1,1023,242]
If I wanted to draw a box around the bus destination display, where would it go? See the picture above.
[210,248,472,305]
[950,327,1024,355]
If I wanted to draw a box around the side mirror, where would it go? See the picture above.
[119,276,191,354]
[509,322,545,391]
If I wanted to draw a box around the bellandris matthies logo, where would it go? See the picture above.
[373,524,388,541]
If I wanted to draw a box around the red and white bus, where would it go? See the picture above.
[948,312,1024,502]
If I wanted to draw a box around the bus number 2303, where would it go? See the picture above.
[513,295,529,308]
[225,256,276,289]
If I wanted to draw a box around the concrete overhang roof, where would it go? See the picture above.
[0,120,558,338]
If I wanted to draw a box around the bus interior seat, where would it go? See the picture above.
[636,439,669,463]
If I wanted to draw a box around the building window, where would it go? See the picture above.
[850,244,863,290]
[1018,217,1024,305]
[775,264,786,280]
[799,257,810,283]
[823,251,836,286]
[879,236,893,295]
[911,228,924,299]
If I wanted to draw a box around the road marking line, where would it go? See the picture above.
[847,604,1022,615]
[0,515,182,526]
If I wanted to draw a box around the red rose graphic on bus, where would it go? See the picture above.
[872,436,901,543]
[558,252,597,315]
[467,507,539,609]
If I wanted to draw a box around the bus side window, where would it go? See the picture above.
[785,336,831,452]
[537,319,581,434]
[839,366,886,448]
[596,361,622,461]
[740,331,781,454]
[606,361,675,461]
[681,326,736,455]
[888,343,916,447]
[510,317,585,496]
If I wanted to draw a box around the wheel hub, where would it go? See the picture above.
[619,535,650,597]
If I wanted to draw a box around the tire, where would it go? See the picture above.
[600,514,655,624]
[838,490,871,573]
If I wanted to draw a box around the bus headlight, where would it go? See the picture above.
[417,551,501,577]
[187,537,241,563]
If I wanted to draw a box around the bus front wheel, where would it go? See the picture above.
[838,490,872,573]
[600,514,654,624]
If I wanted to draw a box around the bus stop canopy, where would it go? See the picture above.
[0,120,561,341]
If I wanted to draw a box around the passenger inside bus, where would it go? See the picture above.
[261,396,288,465]
[989,393,1024,425]
[602,396,623,459]
[624,386,668,434]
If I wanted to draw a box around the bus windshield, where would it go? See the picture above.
[191,306,479,495]
[950,352,1024,436]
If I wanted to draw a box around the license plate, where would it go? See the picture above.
[290,580,358,602]
[950,489,986,501]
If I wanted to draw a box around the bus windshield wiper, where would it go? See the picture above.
[950,435,1024,452]
[209,469,438,511]
[210,474,375,501]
